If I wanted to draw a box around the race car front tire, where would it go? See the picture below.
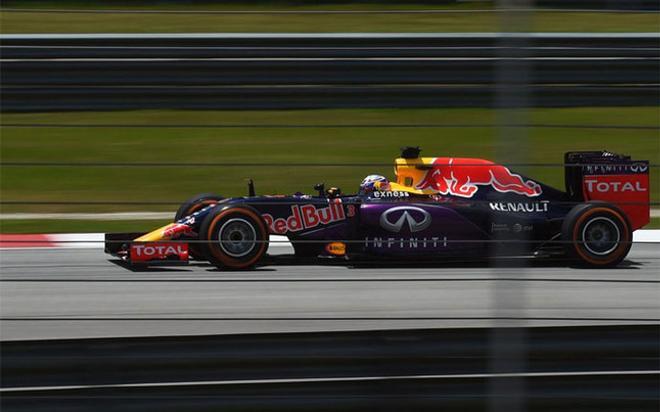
[174,193,224,260]
[199,206,269,270]
[561,202,632,268]
[174,193,224,222]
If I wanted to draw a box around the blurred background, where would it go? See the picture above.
[0,1,658,411]
[0,0,658,233]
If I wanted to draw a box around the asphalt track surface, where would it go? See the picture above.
[1,244,658,341]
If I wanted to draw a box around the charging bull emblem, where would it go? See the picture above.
[415,157,542,198]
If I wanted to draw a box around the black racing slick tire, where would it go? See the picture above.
[174,194,224,260]
[199,206,269,270]
[174,193,224,222]
[561,202,632,268]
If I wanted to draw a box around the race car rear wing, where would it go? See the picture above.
[565,151,650,230]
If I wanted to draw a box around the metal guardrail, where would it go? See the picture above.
[1,325,658,411]
[3,85,655,111]
[537,0,659,10]
[2,33,659,58]
[5,60,658,85]
[1,34,658,111]
[2,374,658,411]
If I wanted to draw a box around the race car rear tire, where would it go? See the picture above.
[561,202,632,268]
[199,206,269,270]
[174,193,224,260]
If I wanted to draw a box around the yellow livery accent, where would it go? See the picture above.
[392,156,437,194]
[325,242,346,256]
[134,223,179,242]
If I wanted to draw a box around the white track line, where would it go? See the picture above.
[4,46,657,51]
[0,231,658,251]
[0,212,173,220]
[1,370,657,393]
[632,230,660,243]
[4,57,657,62]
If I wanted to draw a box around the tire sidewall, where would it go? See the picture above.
[562,202,632,267]
[200,205,269,270]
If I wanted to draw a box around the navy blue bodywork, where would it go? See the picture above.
[172,177,572,261]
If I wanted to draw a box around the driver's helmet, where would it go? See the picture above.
[360,174,391,193]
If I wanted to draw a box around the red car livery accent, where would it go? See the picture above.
[162,223,193,239]
[583,173,650,230]
[262,201,346,234]
[415,157,542,198]
[130,242,189,262]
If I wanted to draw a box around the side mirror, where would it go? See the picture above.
[313,183,325,197]
[326,187,342,198]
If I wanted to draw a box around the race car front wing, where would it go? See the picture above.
[105,233,189,266]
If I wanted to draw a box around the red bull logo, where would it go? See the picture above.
[262,201,347,235]
[161,223,193,239]
[415,157,542,198]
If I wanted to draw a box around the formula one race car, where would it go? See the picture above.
[105,147,650,269]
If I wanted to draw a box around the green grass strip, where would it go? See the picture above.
[1,107,658,214]
[1,2,657,33]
